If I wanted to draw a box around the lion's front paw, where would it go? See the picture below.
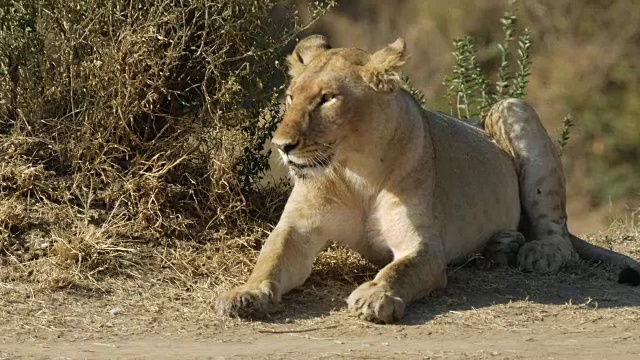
[216,281,280,318]
[517,236,577,274]
[347,281,404,324]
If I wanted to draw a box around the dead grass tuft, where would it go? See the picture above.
[0,0,336,286]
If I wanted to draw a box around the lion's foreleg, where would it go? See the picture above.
[347,241,447,323]
[217,184,361,319]
[217,224,326,318]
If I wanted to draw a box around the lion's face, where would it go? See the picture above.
[272,35,406,178]
[274,49,369,178]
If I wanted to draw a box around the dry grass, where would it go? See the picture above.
[0,1,341,287]
[1,228,638,353]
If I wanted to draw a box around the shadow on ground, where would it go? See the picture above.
[265,261,640,325]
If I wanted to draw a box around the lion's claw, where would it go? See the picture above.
[217,281,280,318]
[347,281,404,324]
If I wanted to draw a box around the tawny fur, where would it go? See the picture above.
[217,35,640,324]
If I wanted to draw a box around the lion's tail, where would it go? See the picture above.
[569,233,640,286]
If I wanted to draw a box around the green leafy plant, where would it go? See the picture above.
[443,8,534,120]
[558,114,574,152]
[439,3,575,159]
[402,74,427,108]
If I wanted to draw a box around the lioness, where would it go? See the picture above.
[218,35,640,323]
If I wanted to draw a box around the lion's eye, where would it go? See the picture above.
[320,92,336,104]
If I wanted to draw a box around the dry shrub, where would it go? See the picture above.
[0,0,335,283]
[0,197,29,249]
[50,222,132,274]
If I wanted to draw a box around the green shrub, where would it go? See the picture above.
[439,5,577,155]
[438,2,639,206]
[443,8,533,120]
[580,90,640,204]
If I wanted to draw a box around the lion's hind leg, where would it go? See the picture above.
[483,99,578,273]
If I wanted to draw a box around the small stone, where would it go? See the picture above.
[109,305,123,316]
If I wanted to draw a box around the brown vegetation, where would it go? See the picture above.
[0,0,335,288]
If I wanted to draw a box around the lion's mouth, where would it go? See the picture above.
[285,152,333,177]
[288,156,332,169]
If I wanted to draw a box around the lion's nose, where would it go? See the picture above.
[273,139,300,154]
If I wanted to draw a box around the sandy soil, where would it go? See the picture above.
[2,253,640,360]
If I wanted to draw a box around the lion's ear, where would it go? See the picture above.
[287,35,331,78]
[363,38,407,93]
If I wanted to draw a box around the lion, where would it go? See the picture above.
[217,35,640,323]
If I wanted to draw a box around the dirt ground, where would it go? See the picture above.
[2,236,640,360]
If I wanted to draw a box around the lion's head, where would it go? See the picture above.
[272,35,407,178]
